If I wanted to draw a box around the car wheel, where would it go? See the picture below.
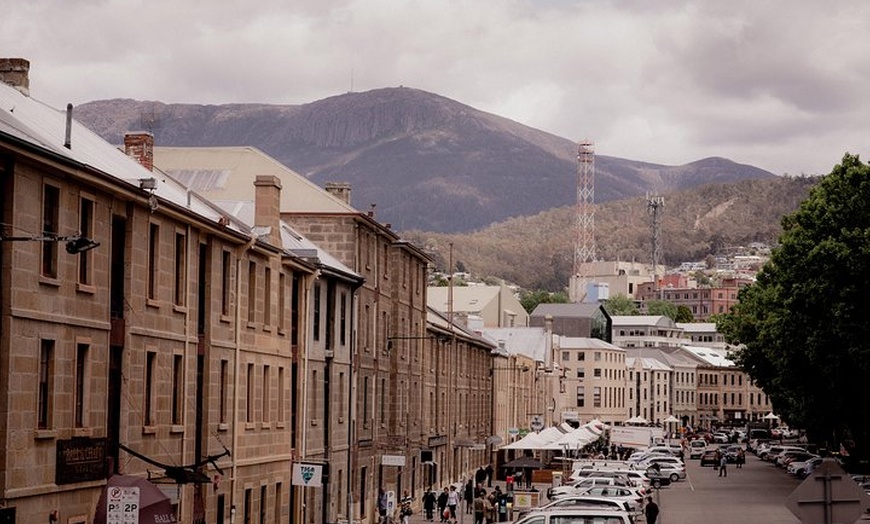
[652,479,662,488]
[669,473,679,482]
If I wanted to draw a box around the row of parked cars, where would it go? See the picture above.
[756,442,824,478]
[521,447,688,523]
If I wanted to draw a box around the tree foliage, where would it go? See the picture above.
[603,294,638,316]
[519,289,569,314]
[717,154,870,462]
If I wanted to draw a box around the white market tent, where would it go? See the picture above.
[503,420,606,451]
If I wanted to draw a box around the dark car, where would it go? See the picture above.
[700,449,720,467]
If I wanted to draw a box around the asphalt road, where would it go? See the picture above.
[653,451,802,524]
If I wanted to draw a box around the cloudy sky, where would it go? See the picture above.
[3,0,868,176]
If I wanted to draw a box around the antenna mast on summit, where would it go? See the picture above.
[569,140,595,303]
[647,193,665,299]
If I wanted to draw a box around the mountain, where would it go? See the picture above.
[74,87,776,233]
[403,175,819,291]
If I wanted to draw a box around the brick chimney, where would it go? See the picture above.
[0,58,30,96]
[254,175,282,247]
[324,182,351,205]
[124,132,154,171]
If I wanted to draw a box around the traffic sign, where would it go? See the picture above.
[530,415,545,432]
[106,486,139,524]
[785,459,870,524]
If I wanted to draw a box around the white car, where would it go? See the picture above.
[547,476,631,499]
[568,485,646,512]
[513,507,635,524]
[688,439,708,459]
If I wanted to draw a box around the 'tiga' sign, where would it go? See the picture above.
[292,463,323,487]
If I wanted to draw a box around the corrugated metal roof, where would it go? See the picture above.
[0,83,245,233]
[530,302,602,318]
[427,285,501,313]
[680,345,735,367]
[611,315,675,327]
[479,327,548,361]
[557,336,624,352]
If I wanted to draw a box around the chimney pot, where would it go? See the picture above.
[0,58,30,96]
[324,182,352,205]
[254,175,283,247]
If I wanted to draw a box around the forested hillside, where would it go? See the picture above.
[404,176,819,291]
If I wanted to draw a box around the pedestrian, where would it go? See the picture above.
[485,491,497,524]
[378,488,388,523]
[719,454,728,477]
[476,466,487,486]
[423,487,437,521]
[485,464,494,487]
[472,490,486,524]
[437,487,449,522]
[465,479,474,513]
[400,491,413,524]
[644,496,660,524]
[736,448,745,469]
[447,485,460,522]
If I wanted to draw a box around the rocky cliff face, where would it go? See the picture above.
[75,87,775,233]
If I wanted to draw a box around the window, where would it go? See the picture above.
[263,267,272,326]
[145,352,156,426]
[278,273,286,330]
[577,352,585,361]
[172,354,183,424]
[147,223,159,299]
[562,351,570,362]
[78,197,95,285]
[313,284,321,341]
[274,483,282,522]
[248,261,257,323]
[42,184,60,277]
[340,292,347,346]
[593,368,602,378]
[312,370,319,422]
[247,363,255,423]
[593,386,602,408]
[339,371,345,419]
[75,343,89,427]
[220,360,228,424]
[263,365,270,423]
[576,369,585,380]
[260,485,267,524]
[278,367,285,423]
[174,232,186,306]
[594,351,602,361]
[221,251,231,316]
[576,386,585,407]
[37,339,55,429]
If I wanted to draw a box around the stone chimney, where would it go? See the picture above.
[124,132,154,171]
[254,175,283,247]
[0,58,30,96]
[544,314,554,372]
[324,182,351,205]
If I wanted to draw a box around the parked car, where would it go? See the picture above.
[776,450,817,468]
[700,449,720,467]
[512,507,635,524]
[645,462,686,482]
[568,485,646,512]
[547,476,631,499]
[712,432,730,443]
[643,467,674,488]
[518,495,633,518]
[788,456,823,477]
[763,445,806,462]
[689,439,708,459]
[722,444,743,463]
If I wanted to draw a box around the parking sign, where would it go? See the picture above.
[107,486,140,524]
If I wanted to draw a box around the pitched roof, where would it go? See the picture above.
[530,302,604,318]
[0,84,240,232]
[611,315,675,327]
[680,345,735,367]
[479,327,548,361]
[557,336,624,352]
[427,285,502,313]
[153,146,357,214]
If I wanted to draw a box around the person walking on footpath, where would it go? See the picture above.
[447,485,460,522]
[423,487,437,521]
[644,496,660,524]
[736,448,745,469]
[719,454,728,477]
[465,479,474,514]
[472,491,486,524]
[485,463,494,487]
[437,487,449,522]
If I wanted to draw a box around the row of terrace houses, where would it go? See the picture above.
[0,59,504,524]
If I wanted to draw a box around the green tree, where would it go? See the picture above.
[519,289,569,314]
[645,300,678,321]
[603,294,638,316]
[717,154,870,462]
[675,305,695,323]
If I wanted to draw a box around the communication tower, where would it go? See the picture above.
[568,140,595,302]
[646,193,665,297]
